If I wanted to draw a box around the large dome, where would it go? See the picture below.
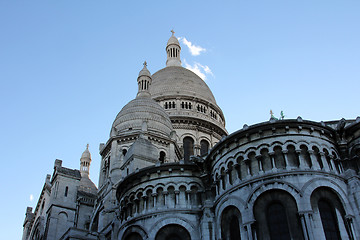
[111,96,173,138]
[150,66,217,105]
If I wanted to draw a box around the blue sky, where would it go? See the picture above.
[0,1,359,239]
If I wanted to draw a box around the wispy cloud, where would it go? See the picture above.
[30,194,34,201]
[179,37,206,56]
[183,59,214,81]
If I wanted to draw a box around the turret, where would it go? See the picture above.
[80,144,91,177]
[137,61,152,98]
[166,30,181,67]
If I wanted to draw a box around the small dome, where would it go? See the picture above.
[138,61,151,77]
[81,144,91,160]
[167,35,180,46]
[111,96,173,138]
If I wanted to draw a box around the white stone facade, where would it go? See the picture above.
[23,33,360,240]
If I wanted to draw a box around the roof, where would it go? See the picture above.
[150,66,217,105]
[111,96,173,138]
[56,167,81,179]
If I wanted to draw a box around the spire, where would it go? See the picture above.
[166,30,181,67]
[137,61,152,98]
[80,144,91,177]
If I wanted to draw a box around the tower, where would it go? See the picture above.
[166,30,182,67]
[80,144,91,177]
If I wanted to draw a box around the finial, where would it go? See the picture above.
[143,61,147,67]
[171,29,175,35]
[86,143,89,149]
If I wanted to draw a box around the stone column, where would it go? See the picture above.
[244,222,254,240]
[176,98,181,111]
[319,152,330,171]
[256,155,264,173]
[163,191,168,209]
[225,168,232,186]
[345,215,357,240]
[296,150,306,169]
[152,193,157,209]
[134,198,139,216]
[194,143,200,156]
[268,152,276,171]
[200,203,216,240]
[174,190,180,207]
[142,196,147,212]
[234,163,241,179]
[329,156,336,172]
[299,213,309,240]
[245,159,251,177]
[299,212,315,240]
[221,173,227,189]
[308,150,321,170]
[282,150,291,170]
[186,190,191,208]
[338,159,344,173]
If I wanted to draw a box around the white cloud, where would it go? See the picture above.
[30,194,34,201]
[179,37,206,56]
[183,59,213,80]
[203,65,214,76]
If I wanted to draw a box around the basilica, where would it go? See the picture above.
[22,32,360,240]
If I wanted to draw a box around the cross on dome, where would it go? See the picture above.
[143,61,147,67]
[171,29,175,35]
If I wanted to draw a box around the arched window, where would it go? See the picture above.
[183,137,194,162]
[311,187,350,240]
[200,140,209,155]
[123,232,142,240]
[155,224,191,240]
[159,151,166,164]
[122,149,127,156]
[221,206,242,240]
[266,202,291,239]
[254,190,303,240]
[318,199,341,240]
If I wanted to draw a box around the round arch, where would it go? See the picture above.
[300,178,351,213]
[155,224,191,240]
[118,225,148,240]
[310,187,352,240]
[253,189,304,240]
[148,217,198,239]
[220,205,242,240]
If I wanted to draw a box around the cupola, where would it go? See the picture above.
[166,30,181,67]
[137,61,152,97]
[80,144,91,177]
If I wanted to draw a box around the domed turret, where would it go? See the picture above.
[80,144,91,177]
[137,61,152,97]
[79,144,97,194]
[166,30,181,67]
[111,63,173,138]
